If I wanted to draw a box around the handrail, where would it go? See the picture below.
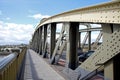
[0,53,18,72]
[0,47,27,80]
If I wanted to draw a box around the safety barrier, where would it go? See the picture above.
[0,47,27,80]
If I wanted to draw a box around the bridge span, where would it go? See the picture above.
[30,1,120,80]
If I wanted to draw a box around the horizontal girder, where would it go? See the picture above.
[36,1,120,31]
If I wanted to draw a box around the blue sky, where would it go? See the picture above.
[0,0,110,45]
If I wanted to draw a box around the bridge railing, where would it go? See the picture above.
[0,47,27,80]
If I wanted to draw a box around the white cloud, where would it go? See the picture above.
[0,21,34,45]
[28,13,50,20]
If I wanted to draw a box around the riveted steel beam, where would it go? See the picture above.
[79,27,102,32]
[76,24,120,79]
[36,1,120,31]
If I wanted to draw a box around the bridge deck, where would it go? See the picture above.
[24,49,65,80]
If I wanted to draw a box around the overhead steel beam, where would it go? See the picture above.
[79,27,102,32]
[36,1,120,31]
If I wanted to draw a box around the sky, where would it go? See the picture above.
[0,0,110,45]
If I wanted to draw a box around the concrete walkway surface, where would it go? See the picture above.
[24,49,65,80]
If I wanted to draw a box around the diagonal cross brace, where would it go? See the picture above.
[50,26,65,64]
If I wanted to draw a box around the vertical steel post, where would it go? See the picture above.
[43,25,47,58]
[66,22,79,70]
[34,32,37,52]
[37,28,40,53]
[39,26,43,55]
[112,24,120,80]
[88,31,91,50]
[102,24,113,80]
[36,30,39,53]
[50,23,56,59]
[78,32,81,49]
[33,34,35,51]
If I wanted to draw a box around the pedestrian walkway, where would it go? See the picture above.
[24,49,65,80]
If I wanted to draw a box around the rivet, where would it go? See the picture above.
[112,44,114,46]
[111,55,113,57]
[113,53,116,55]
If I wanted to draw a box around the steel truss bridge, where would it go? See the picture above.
[30,1,120,80]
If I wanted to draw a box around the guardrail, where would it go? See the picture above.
[0,47,27,80]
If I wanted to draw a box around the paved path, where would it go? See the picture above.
[24,49,65,80]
